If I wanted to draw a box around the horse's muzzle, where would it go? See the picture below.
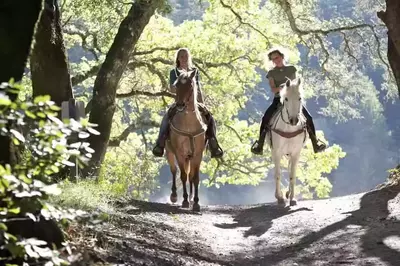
[289,117,299,126]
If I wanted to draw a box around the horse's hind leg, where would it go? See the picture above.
[273,152,285,205]
[166,150,178,203]
[179,159,190,208]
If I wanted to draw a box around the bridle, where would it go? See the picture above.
[176,75,195,112]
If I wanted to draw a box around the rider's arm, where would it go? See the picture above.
[195,70,204,103]
[169,69,177,93]
[291,66,298,79]
[269,77,280,94]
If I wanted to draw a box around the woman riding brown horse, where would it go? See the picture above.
[165,68,207,211]
[152,48,223,159]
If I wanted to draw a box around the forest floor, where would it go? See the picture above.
[68,182,400,266]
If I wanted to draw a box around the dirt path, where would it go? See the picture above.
[78,184,400,266]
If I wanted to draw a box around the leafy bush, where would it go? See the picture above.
[0,80,98,265]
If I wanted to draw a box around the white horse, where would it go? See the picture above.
[267,77,307,206]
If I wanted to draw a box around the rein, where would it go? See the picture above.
[176,79,195,112]
[271,103,306,139]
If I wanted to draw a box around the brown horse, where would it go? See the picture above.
[165,69,207,212]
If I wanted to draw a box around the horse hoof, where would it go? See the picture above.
[286,191,290,199]
[277,198,285,205]
[192,203,200,212]
[182,201,190,208]
[290,200,297,206]
[170,194,177,203]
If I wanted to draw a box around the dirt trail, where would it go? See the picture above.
[79,184,400,266]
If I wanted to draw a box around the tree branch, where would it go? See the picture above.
[219,0,272,46]
[133,46,181,56]
[108,120,160,147]
[63,27,102,60]
[117,89,175,99]
[71,64,101,86]
[277,0,390,75]
[127,60,169,89]
[278,0,375,36]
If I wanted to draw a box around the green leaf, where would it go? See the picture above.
[8,207,20,214]
[10,129,25,143]
[25,110,36,119]
[41,184,61,196]
[33,95,51,104]
[0,95,11,106]
[87,127,100,135]
[0,222,8,231]
[25,245,40,259]
[78,131,90,139]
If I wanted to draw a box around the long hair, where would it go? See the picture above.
[174,48,194,69]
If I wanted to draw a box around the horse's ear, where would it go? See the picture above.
[285,79,291,87]
[297,77,301,86]
[189,69,197,79]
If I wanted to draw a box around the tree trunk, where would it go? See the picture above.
[84,0,164,177]
[378,0,400,98]
[0,1,43,165]
[30,0,73,108]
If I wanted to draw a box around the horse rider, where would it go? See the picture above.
[152,47,224,159]
[251,47,327,155]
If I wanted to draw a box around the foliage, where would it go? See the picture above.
[0,80,99,264]
[50,179,117,213]
[378,165,400,188]
[98,140,160,200]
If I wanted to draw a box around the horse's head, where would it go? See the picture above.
[173,69,197,105]
[279,78,304,126]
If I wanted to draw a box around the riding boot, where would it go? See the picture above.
[205,114,223,158]
[251,97,281,155]
[251,128,268,155]
[152,113,170,157]
[306,118,327,153]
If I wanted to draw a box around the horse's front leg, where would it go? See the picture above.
[273,152,284,205]
[179,159,190,208]
[166,151,177,203]
[189,180,194,205]
[288,153,300,206]
[192,165,201,212]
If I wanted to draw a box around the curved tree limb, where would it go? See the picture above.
[219,0,272,47]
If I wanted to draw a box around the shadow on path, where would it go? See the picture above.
[239,184,400,265]
[214,203,312,237]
